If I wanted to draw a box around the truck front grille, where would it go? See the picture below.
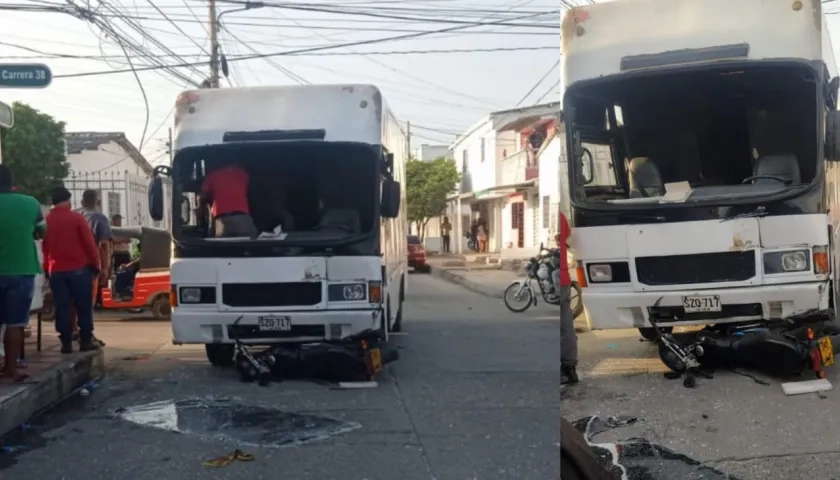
[635,251,756,286]
[221,282,322,307]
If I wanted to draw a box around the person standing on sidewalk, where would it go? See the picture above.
[556,212,579,385]
[440,217,452,253]
[69,189,111,344]
[0,166,45,383]
[42,187,102,353]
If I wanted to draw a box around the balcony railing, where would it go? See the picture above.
[500,149,539,185]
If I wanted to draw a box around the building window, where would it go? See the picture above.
[480,138,485,163]
[107,191,121,218]
[542,195,550,228]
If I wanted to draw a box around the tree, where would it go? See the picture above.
[0,102,69,203]
[406,156,460,240]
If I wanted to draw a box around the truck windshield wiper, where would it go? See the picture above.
[617,213,666,222]
[721,206,767,222]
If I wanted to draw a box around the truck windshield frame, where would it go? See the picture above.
[564,59,827,213]
[169,140,387,251]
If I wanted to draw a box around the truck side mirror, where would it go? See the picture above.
[827,110,840,162]
[149,177,164,222]
[381,179,401,218]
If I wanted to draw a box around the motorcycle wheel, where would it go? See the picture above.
[570,282,584,318]
[503,282,534,313]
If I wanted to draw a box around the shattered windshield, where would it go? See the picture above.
[566,64,819,207]
[172,142,378,245]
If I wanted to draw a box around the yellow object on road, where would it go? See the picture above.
[202,449,255,467]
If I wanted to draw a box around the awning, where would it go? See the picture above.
[449,179,538,202]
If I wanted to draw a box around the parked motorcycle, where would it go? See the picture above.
[502,243,584,317]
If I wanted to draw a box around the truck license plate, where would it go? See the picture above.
[819,337,835,367]
[682,295,721,313]
[257,316,291,331]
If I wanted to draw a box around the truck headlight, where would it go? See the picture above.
[763,250,810,274]
[328,283,367,302]
[588,264,613,283]
[179,286,215,304]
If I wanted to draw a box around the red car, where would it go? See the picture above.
[407,235,429,272]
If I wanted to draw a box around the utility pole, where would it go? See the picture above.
[406,121,411,159]
[167,127,173,163]
[208,0,220,88]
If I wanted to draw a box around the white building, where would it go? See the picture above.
[413,144,451,162]
[63,132,162,228]
[446,103,561,255]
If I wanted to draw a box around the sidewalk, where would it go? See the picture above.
[425,257,589,332]
[0,322,105,438]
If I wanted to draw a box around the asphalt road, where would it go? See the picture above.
[563,328,840,480]
[0,274,560,480]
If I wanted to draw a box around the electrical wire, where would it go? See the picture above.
[0,43,557,60]
[533,75,563,104]
[515,57,560,107]
[54,9,559,79]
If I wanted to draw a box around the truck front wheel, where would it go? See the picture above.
[205,344,235,367]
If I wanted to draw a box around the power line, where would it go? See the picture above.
[53,9,560,79]
[0,43,557,60]
[533,76,563,104]
[516,58,561,107]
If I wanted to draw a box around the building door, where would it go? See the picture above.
[511,202,525,248]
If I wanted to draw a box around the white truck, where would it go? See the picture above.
[561,0,840,338]
[148,84,408,368]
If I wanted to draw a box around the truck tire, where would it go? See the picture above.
[150,295,171,320]
[205,344,235,367]
[391,278,405,332]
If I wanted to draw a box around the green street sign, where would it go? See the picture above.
[0,101,12,128]
[0,64,52,88]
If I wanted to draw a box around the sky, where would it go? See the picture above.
[4,0,840,167]
[0,0,568,165]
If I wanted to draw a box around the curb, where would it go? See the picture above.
[428,266,505,299]
[428,265,591,333]
[0,349,105,438]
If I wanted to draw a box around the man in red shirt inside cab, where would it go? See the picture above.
[42,187,102,354]
[555,212,579,385]
[201,161,257,238]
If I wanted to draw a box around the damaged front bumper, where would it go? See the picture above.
[584,281,830,330]
[171,308,383,345]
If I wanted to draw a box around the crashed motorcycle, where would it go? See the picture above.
[232,317,400,385]
[651,316,840,387]
[503,243,584,317]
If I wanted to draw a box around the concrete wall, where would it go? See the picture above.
[64,142,155,226]
[453,120,498,194]
[414,144,451,162]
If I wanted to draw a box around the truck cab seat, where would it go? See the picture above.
[753,154,801,185]
[317,209,361,233]
[627,157,666,198]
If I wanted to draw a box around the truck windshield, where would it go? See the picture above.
[172,141,379,244]
[565,64,819,208]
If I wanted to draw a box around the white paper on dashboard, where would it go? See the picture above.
[661,181,692,203]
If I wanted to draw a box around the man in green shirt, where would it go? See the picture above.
[0,165,45,383]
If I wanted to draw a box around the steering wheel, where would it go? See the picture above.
[313,224,354,233]
[742,175,790,185]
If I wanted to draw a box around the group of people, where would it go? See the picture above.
[0,166,110,383]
